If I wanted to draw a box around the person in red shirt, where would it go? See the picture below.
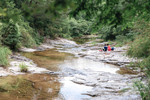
[107,44,111,51]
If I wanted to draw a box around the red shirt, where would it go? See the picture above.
[108,45,111,51]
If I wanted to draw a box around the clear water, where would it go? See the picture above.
[22,49,120,100]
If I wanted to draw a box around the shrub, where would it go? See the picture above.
[60,18,92,38]
[127,33,150,58]
[0,47,11,66]
[99,25,115,40]
[0,1,39,49]
[134,80,150,100]
[1,23,21,50]
[127,21,150,100]
[19,63,28,72]
[140,56,150,76]
[19,23,37,47]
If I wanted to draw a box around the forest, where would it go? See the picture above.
[0,0,150,99]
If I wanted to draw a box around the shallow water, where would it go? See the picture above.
[0,74,61,100]
[21,49,73,71]
[21,49,120,100]
[59,77,92,100]
[0,47,139,100]
[59,57,119,74]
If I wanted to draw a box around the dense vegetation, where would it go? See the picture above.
[0,0,150,99]
[0,0,92,66]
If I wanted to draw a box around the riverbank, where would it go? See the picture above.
[0,52,54,77]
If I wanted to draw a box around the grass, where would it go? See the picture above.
[19,63,28,72]
[118,88,130,93]
[0,47,11,67]
[127,33,150,58]
[134,80,150,100]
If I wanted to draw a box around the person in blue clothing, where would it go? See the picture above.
[111,44,115,51]
[103,44,108,51]
[111,47,114,51]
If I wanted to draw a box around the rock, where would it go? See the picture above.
[11,55,31,61]
[19,47,36,52]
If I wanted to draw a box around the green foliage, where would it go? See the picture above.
[32,17,93,39]
[72,0,150,41]
[0,47,11,66]
[73,0,150,26]
[18,20,38,47]
[60,18,92,38]
[140,56,150,76]
[0,0,22,23]
[0,20,37,49]
[20,30,37,48]
[0,0,93,45]
[1,23,21,50]
[127,20,150,100]
[115,31,140,46]
[127,33,150,58]
[14,0,76,39]
[19,63,28,72]
[0,0,40,49]
[134,80,150,100]
[99,25,114,40]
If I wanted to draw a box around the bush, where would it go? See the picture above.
[1,23,21,50]
[134,80,150,100]
[19,21,38,47]
[127,33,150,58]
[99,25,115,40]
[126,21,150,100]
[19,63,28,72]
[0,1,39,50]
[140,56,150,76]
[115,31,140,46]
[134,56,150,100]
[0,47,11,66]
[61,18,92,38]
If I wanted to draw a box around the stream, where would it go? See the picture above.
[0,38,141,100]
[21,49,119,100]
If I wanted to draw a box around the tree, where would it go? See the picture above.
[71,0,150,40]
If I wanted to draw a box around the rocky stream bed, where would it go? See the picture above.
[0,38,143,100]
